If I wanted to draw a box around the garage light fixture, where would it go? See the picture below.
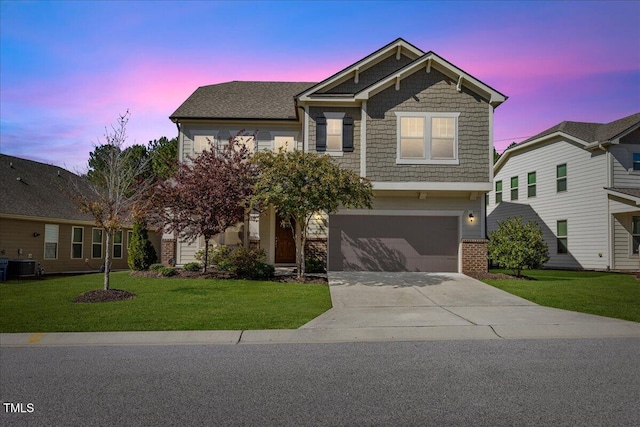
[467,211,475,222]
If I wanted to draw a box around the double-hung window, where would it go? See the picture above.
[44,224,59,260]
[557,164,567,192]
[632,217,640,254]
[71,227,83,259]
[326,119,343,152]
[510,176,519,201]
[527,172,537,198]
[396,112,459,164]
[557,220,568,254]
[495,181,503,204]
[273,136,295,152]
[113,230,123,259]
[633,153,640,171]
[235,135,255,153]
[92,228,103,259]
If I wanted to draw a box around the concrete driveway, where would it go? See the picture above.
[301,272,640,340]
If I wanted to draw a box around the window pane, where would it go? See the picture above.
[557,164,567,178]
[496,192,502,203]
[274,136,295,152]
[401,117,423,137]
[557,178,567,192]
[73,227,83,243]
[496,181,502,192]
[634,153,640,171]
[634,236,640,254]
[431,117,454,138]
[400,138,425,158]
[114,231,123,244]
[528,185,536,198]
[327,119,342,134]
[528,172,536,185]
[511,177,518,188]
[633,217,640,235]
[431,138,454,159]
[113,245,122,259]
[93,229,102,243]
[511,189,518,200]
[45,242,57,259]
[72,244,82,259]
[327,135,342,151]
[557,220,567,237]
[92,244,102,259]
[557,238,568,254]
[235,136,255,152]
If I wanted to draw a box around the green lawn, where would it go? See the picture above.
[482,269,640,323]
[0,272,332,333]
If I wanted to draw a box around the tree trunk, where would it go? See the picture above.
[203,238,209,273]
[294,219,305,279]
[103,230,111,291]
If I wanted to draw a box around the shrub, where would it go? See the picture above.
[488,216,549,277]
[183,262,202,272]
[195,245,231,269]
[149,263,164,271]
[158,267,177,277]
[305,257,326,274]
[127,219,158,271]
[229,247,274,279]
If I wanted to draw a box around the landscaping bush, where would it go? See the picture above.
[149,263,164,272]
[195,245,231,270]
[488,216,549,277]
[127,219,158,271]
[229,247,274,279]
[158,267,177,277]
[305,257,326,274]
[183,262,202,272]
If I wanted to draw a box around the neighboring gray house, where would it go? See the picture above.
[487,112,640,271]
[169,38,507,273]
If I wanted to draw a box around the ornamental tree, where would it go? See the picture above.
[488,216,549,277]
[149,134,257,272]
[252,150,373,279]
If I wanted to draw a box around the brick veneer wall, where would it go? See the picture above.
[305,238,327,269]
[161,239,176,266]
[461,239,488,273]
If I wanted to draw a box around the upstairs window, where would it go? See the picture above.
[326,119,343,151]
[44,224,59,260]
[274,136,295,152]
[395,112,459,164]
[193,135,213,155]
[557,164,567,192]
[510,176,519,201]
[633,153,640,171]
[71,227,83,259]
[527,172,537,198]
[495,180,503,204]
[557,220,568,254]
[315,113,353,153]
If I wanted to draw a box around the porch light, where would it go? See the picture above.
[468,211,475,222]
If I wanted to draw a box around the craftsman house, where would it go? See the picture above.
[168,38,507,273]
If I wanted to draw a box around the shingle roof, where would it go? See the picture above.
[606,187,640,200]
[170,81,317,121]
[521,112,640,145]
[0,154,95,222]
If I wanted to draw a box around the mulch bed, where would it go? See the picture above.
[129,269,328,284]
[467,271,526,280]
[74,289,137,303]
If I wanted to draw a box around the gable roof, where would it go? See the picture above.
[0,154,95,222]
[170,81,316,122]
[495,112,640,172]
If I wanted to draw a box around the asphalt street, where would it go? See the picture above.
[1,338,639,426]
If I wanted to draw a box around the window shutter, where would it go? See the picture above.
[316,117,327,152]
[343,117,354,152]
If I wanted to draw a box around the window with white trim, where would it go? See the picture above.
[44,224,59,260]
[557,220,568,254]
[557,164,567,192]
[71,226,83,259]
[193,135,214,155]
[326,119,343,151]
[92,228,103,259]
[234,135,255,153]
[274,136,295,152]
[527,172,536,198]
[113,230,123,259]
[396,112,459,164]
[632,216,640,254]
[495,180,503,204]
[510,176,519,201]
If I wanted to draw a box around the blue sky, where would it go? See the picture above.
[1,0,638,172]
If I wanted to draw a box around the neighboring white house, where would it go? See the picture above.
[487,112,640,271]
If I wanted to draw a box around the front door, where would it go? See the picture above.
[275,213,296,263]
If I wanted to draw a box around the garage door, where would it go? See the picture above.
[328,215,459,272]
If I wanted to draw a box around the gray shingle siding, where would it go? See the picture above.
[321,54,414,94]
[365,68,491,182]
[308,107,361,174]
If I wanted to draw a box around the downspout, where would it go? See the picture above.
[606,149,612,270]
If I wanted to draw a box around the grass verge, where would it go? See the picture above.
[482,269,640,323]
[0,271,332,333]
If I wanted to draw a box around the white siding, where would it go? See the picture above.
[612,213,639,270]
[488,138,609,270]
[610,144,640,188]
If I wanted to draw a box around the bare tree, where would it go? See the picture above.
[70,111,154,290]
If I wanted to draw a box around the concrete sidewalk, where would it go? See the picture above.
[1,272,639,347]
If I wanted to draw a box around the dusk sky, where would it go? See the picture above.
[1,1,638,172]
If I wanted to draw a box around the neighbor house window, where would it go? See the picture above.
[274,136,295,152]
[528,172,537,198]
[632,216,640,254]
[557,220,568,254]
[495,181,503,204]
[113,230,123,259]
[326,119,343,151]
[557,164,567,192]
[92,228,103,259]
[193,135,213,155]
[396,112,459,164]
[633,153,640,171]
[71,227,83,259]
[44,224,59,260]
[235,135,255,153]
[510,176,519,201]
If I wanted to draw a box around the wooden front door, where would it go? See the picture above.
[275,213,296,263]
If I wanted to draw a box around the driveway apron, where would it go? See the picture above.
[301,272,640,340]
